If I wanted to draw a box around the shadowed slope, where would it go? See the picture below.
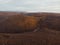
[39,15,60,31]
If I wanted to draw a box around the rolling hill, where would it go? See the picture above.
[0,12,60,45]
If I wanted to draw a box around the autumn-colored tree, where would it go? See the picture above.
[0,15,38,33]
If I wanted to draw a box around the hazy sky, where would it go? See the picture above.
[0,0,60,12]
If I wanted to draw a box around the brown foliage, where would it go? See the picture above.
[0,12,60,45]
[0,15,38,33]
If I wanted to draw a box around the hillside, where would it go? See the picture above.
[0,12,60,45]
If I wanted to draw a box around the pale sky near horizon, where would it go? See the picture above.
[0,0,60,13]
